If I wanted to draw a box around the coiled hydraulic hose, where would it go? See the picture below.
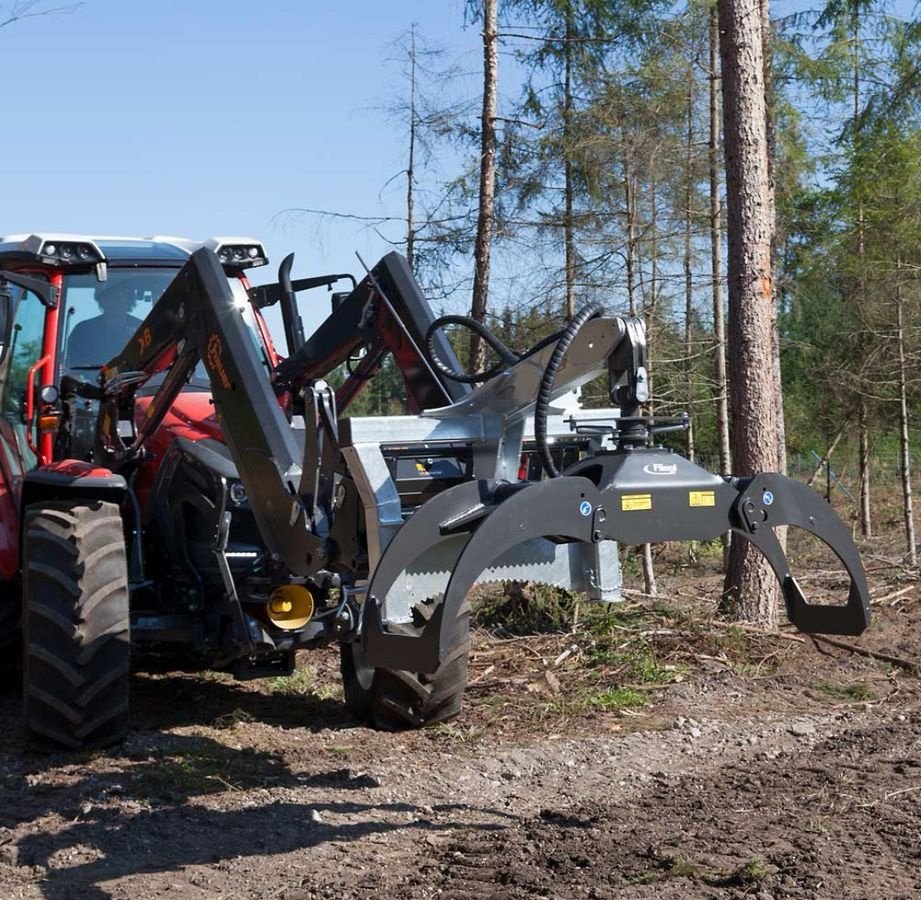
[423,315,520,384]
[424,315,568,384]
[533,302,606,478]
[423,304,606,478]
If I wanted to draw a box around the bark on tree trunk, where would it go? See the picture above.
[469,0,499,374]
[718,0,781,627]
[761,0,786,482]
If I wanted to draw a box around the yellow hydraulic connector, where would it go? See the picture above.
[266,584,314,630]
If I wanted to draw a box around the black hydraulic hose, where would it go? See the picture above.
[423,315,521,384]
[534,302,606,479]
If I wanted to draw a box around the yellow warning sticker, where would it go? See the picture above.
[621,494,652,512]
[689,491,716,508]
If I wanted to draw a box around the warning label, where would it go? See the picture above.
[621,494,652,512]
[689,491,716,508]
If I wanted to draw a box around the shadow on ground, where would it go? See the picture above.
[1,728,513,900]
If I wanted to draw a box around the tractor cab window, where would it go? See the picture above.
[0,282,48,474]
[61,268,178,374]
[56,266,274,460]
[60,268,272,383]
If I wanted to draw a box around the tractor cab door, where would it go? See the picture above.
[0,272,57,486]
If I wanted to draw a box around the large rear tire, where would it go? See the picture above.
[23,501,130,750]
[340,598,470,730]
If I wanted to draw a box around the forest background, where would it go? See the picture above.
[307,0,921,573]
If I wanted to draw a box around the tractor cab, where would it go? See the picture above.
[0,234,276,475]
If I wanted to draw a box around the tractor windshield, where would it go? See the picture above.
[59,267,271,385]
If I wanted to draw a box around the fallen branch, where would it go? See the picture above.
[871,586,914,606]
[468,664,495,685]
[858,784,921,808]
[809,634,921,674]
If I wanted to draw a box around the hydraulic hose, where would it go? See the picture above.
[424,305,606,479]
[423,315,520,384]
[534,302,606,478]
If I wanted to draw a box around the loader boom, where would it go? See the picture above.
[97,249,331,575]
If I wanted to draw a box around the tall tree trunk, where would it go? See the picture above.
[563,5,576,320]
[684,72,696,463]
[760,0,786,480]
[643,175,658,597]
[710,2,732,571]
[718,0,781,627]
[852,5,873,539]
[623,163,655,596]
[709,3,730,481]
[406,24,417,273]
[896,281,917,566]
[858,396,872,537]
[469,0,499,374]
[624,159,637,318]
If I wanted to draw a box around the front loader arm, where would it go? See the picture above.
[272,252,470,414]
[96,249,331,576]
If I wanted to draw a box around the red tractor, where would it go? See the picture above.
[0,235,871,750]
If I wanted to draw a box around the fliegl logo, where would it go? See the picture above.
[206,334,233,390]
[643,462,678,476]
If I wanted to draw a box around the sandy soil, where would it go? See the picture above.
[0,538,918,899]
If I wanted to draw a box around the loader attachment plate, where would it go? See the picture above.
[360,449,871,674]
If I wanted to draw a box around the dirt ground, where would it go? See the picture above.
[0,521,919,899]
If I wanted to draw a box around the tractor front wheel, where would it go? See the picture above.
[340,598,470,730]
[23,500,130,750]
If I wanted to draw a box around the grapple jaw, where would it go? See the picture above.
[730,473,870,636]
[360,450,871,674]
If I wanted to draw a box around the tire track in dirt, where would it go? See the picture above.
[408,705,921,899]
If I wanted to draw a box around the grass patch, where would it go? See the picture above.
[819,681,877,702]
[268,664,317,696]
[728,857,771,885]
[130,744,235,797]
[550,685,647,716]
[584,687,647,711]
[265,665,343,702]
[586,637,682,686]
[715,625,746,655]
[474,583,578,634]
[128,740,289,800]
[631,853,706,885]
[427,722,487,744]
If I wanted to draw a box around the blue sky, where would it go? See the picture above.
[1,0,480,335]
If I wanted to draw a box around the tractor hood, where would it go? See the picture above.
[135,390,225,446]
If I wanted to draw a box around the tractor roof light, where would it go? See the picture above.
[39,240,102,265]
[209,240,268,270]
